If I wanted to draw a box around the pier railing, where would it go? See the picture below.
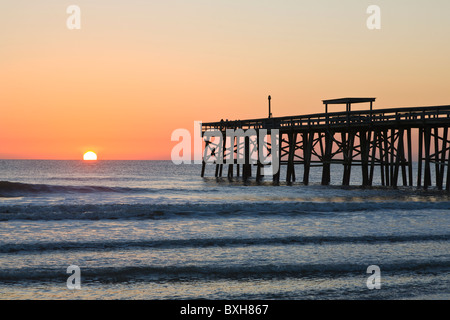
[202,105,450,132]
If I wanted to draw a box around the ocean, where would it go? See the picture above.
[0,160,449,300]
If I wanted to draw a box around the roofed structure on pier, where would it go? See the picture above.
[322,97,376,113]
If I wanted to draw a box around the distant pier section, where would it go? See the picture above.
[201,97,450,190]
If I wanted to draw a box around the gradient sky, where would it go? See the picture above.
[1,0,449,159]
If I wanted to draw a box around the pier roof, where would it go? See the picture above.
[322,98,376,105]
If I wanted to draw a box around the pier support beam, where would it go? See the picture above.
[424,127,432,189]
[321,131,333,185]
[342,131,355,186]
[407,128,413,186]
[369,129,379,186]
[286,132,297,183]
[243,136,252,180]
[438,127,448,189]
[447,140,450,191]
[360,130,370,186]
[417,127,423,188]
[303,132,313,185]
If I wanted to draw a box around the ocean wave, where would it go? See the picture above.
[0,181,213,198]
[1,260,449,282]
[0,181,146,196]
[1,234,449,253]
[1,201,450,221]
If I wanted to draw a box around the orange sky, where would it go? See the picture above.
[1,1,449,160]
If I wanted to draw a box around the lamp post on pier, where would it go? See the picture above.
[268,95,272,118]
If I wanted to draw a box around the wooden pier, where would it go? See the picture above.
[201,98,450,190]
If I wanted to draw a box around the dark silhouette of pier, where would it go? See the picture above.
[201,97,450,190]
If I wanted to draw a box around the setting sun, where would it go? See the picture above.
[83,151,97,161]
